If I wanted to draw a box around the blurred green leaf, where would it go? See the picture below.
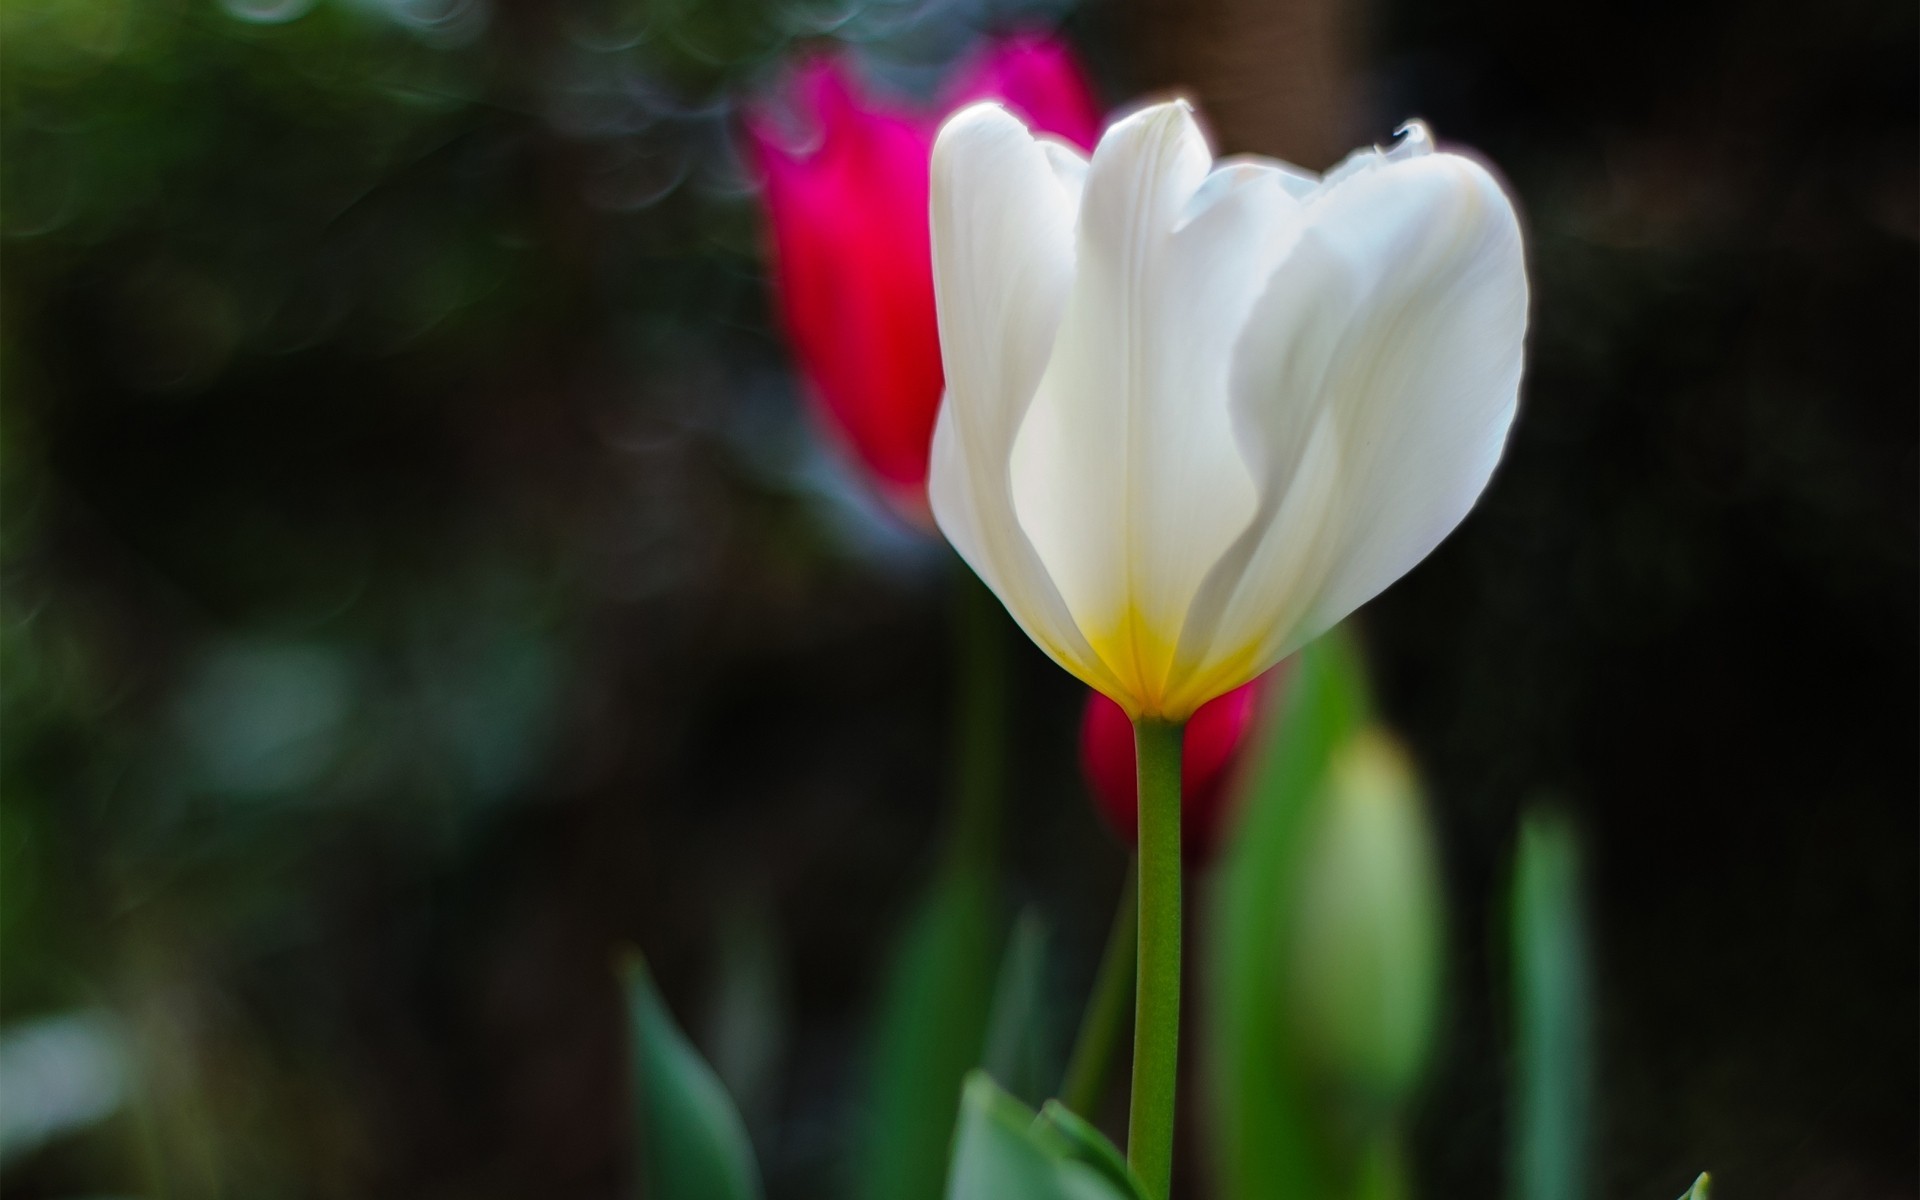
[945,1072,1142,1200]
[982,909,1055,1106]
[1677,1173,1710,1200]
[1034,1100,1146,1199]
[852,868,1000,1200]
[621,951,763,1200]
[706,901,788,1128]
[1352,1133,1411,1200]
[1509,811,1592,1200]
[1205,628,1371,1200]
[1057,866,1135,1121]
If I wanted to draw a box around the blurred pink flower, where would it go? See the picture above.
[745,34,1102,521]
[1078,665,1288,864]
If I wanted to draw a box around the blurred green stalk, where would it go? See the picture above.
[1510,811,1593,1200]
[944,569,1007,878]
[850,566,1009,1200]
[1128,718,1185,1199]
[1059,861,1137,1117]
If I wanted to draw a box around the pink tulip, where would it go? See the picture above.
[1078,666,1287,864]
[745,34,1102,521]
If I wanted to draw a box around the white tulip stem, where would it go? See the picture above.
[1128,717,1185,1198]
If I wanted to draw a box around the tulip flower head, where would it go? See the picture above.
[928,99,1527,718]
[745,37,1102,521]
[1079,671,1275,862]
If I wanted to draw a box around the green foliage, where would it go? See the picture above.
[1508,812,1593,1200]
[621,951,764,1200]
[1677,1173,1710,1200]
[944,1072,1146,1200]
[1207,638,1448,1200]
[1351,1134,1411,1200]
[1206,631,1371,1197]
[1058,867,1136,1120]
[1284,730,1444,1105]
[982,909,1057,1107]
[1033,1100,1143,1198]
[852,867,1001,1200]
[1204,627,1373,1200]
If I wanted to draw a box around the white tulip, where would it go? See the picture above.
[928,98,1528,721]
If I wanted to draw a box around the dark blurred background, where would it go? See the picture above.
[2,0,1913,1195]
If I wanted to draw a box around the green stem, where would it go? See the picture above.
[1128,718,1185,1198]
[1060,861,1138,1116]
[942,567,1005,879]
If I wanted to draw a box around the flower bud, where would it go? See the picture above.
[1077,667,1280,863]
[1283,729,1443,1105]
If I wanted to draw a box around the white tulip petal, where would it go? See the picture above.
[1179,139,1527,690]
[1008,100,1296,712]
[1039,138,1090,201]
[1160,408,1345,716]
[926,104,1123,695]
[1213,152,1322,202]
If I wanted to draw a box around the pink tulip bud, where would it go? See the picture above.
[744,35,1102,522]
[1078,668,1283,863]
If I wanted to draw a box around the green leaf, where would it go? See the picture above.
[1204,628,1373,1200]
[1036,1100,1148,1200]
[983,910,1056,1105]
[851,868,1001,1200]
[1508,811,1593,1200]
[1352,1133,1412,1200]
[620,950,763,1200]
[945,1072,1141,1200]
[1677,1174,1710,1200]
[705,900,786,1126]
